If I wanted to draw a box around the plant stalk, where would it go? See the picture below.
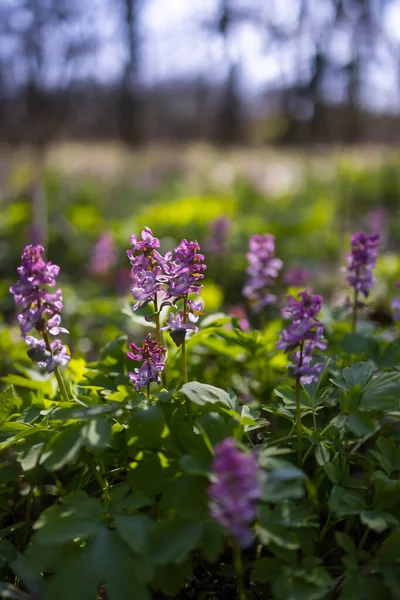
[233,544,246,600]
[352,288,358,332]
[42,331,70,402]
[154,294,166,388]
[295,376,302,464]
[182,295,192,428]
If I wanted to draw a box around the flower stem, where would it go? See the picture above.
[233,544,246,600]
[182,295,192,428]
[154,294,166,388]
[42,331,70,402]
[352,288,358,332]
[295,376,302,464]
[85,451,110,508]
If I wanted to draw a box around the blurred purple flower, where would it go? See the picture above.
[367,207,388,245]
[208,438,261,549]
[284,266,310,287]
[228,305,250,331]
[127,333,167,391]
[345,232,380,298]
[206,216,231,254]
[10,245,70,372]
[88,232,117,276]
[277,291,326,384]
[391,281,400,321]
[243,234,283,313]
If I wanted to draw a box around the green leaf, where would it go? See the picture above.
[0,386,17,424]
[200,521,224,563]
[180,382,236,410]
[1,374,53,395]
[128,406,165,450]
[340,333,380,360]
[252,557,282,582]
[328,486,366,516]
[336,532,357,560]
[179,454,211,477]
[342,363,373,387]
[361,510,398,533]
[81,418,111,451]
[379,530,400,564]
[42,425,84,471]
[151,519,204,565]
[115,515,154,553]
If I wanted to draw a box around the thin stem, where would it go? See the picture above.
[295,377,302,465]
[147,383,150,399]
[352,288,358,332]
[42,331,70,402]
[154,294,166,388]
[182,295,193,428]
[358,529,369,551]
[85,451,110,508]
[233,544,246,600]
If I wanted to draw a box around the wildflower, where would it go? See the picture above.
[284,266,310,287]
[367,207,388,245]
[277,291,326,384]
[345,233,380,298]
[165,239,206,299]
[206,216,231,254]
[208,438,261,549]
[243,234,283,313]
[88,232,117,276]
[127,227,167,310]
[10,245,70,373]
[127,333,167,391]
[391,282,400,322]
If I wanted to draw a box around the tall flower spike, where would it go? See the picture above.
[243,234,283,313]
[345,232,380,298]
[88,232,117,276]
[127,333,167,392]
[208,438,261,549]
[127,227,167,310]
[10,245,70,374]
[277,291,326,384]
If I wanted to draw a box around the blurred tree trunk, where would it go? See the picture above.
[119,0,144,146]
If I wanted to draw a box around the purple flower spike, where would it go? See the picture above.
[391,281,400,322]
[345,232,380,298]
[208,438,261,549]
[165,239,206,299]
[10,245,70,373]
[277,291,326,384]
[127,333,167,392]
[88,232,117,276]
[206,216,231,254]
[243,234,283,313]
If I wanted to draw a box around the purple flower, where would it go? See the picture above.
[206,216,231,254]
[127,333,167,391]
[284,266,310,287]
[367,207,388,245]
[208,438,261,549]
[277,291,326,384]
[243,234,283,313]
[391,281,400,322]
[164,239,206,299]
[127,227,168,310]
[10,245,70,373]
[88,232,117,276]
[345,233,380,298]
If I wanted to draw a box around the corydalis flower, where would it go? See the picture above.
[206,216,231,254]
[284,266,310,287]
[88,232,117,276]
[243,234,283,313]
[165,239,206,299]
[208,438,261,549]
[277,291,326,384]
[127,333,167,391]
[391,281,400,322]
[345,233,380,298]
[10,245,70,372]
[127,227,166,310]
